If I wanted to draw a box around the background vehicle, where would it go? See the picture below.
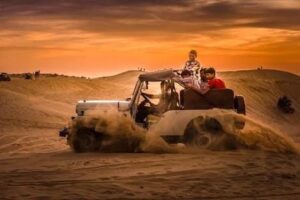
[0,73,11,81]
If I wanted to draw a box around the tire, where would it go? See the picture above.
[184,117,239,150]
[71,128,98,153]
[184,117,223,147]
[234,96,246,115]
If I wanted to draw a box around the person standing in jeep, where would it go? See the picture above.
[184,50,201,79]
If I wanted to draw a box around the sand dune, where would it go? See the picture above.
[219,70,300,139]
[0,69,299,199]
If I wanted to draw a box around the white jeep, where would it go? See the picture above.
[60,70,246,152]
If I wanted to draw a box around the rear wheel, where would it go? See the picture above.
[234,96,246,115]
[184,117,238,150]
[184,117,223,147]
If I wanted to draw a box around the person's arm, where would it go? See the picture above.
[171,76,181,82]
[194,61,201,71]
[185,82,210,95]
[142,92,161,99]
[183,61,189,69]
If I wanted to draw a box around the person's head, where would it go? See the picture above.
[205,67,216,80]
[188,50,197,61]
[200,68,207,81]
[181,69,192,78]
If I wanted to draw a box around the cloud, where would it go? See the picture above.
[0,0,300,75]
[1,0,300,33]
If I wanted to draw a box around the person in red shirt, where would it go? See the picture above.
[205,67,226,89]
[184,67,225,95]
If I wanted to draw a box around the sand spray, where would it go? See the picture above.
[68,110,298,154]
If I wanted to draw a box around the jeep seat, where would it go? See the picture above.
[183,89,235,110]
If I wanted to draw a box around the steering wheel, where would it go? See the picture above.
[141,92,155,106]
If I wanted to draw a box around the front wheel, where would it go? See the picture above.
[70,128,98,153]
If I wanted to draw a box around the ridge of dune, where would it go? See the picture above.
[220,69,300,80]
[98,70,143,85]
[99,70,142,79]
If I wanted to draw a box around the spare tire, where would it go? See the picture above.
[234,96,246,115]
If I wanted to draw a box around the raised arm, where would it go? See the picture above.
[185,82,210,95]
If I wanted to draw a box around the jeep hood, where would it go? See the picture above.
[76,100,130,116]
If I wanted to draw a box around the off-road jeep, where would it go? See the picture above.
[60,70,246,152]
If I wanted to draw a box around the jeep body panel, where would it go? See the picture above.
[149,109,237,137]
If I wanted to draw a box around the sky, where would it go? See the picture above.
[0,0,300,77]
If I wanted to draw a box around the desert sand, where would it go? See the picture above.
[0,69,300,199]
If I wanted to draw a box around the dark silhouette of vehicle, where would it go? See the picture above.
[24,73,33,80]
[0,73,11,81]
[277,96,295,114]
[34,70,40,79]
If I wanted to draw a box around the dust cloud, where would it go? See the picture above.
[68,111,176,153]
[211,111,299,153]
[68,110,298,154]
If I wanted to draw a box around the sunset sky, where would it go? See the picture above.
[0,0,300,77]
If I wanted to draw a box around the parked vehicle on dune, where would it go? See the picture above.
[24,73,33,80]
[60,70,246,152]
[0,73,11,81]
